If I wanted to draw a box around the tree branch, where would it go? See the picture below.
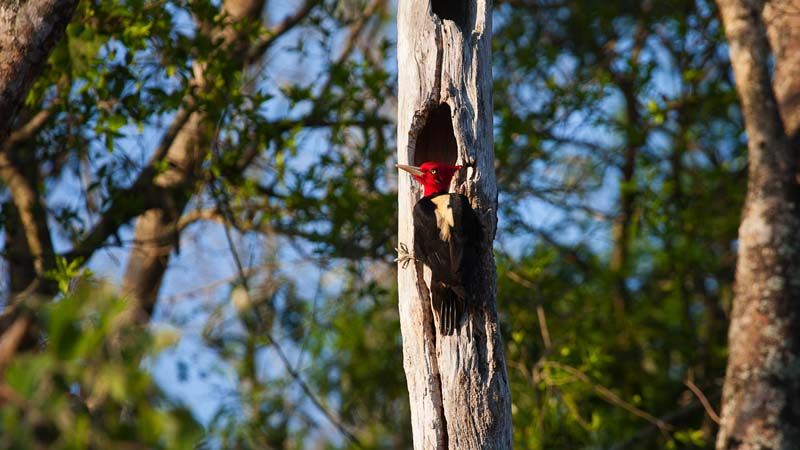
[684,378,721,425]
[2,107,54,151]
[207,171,364,447]
[0,313,31,370]
[609,391,720,450]
[149,106,195,166]
[544,361,674,434]
[247,0,319,62]
[0,151,56,289]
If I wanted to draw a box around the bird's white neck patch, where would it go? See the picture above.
[431,195,455,242]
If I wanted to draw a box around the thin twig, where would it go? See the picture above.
[684,378,721,424]
[219,229,364,447]
[264,331,363,448]
[535,305,551,349]
[205,113,363,448]
[546,361,674,434]
[506,270,534,288]
[609,391,719,450]
[294,267,326,371]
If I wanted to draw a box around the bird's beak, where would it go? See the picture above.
[396,164,423,177]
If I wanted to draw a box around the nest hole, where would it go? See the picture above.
[413,103,458,166]
[431,0,468,29]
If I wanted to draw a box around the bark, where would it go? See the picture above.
[0,0,77,140]
[121,0,265,318]
[0,0,74,296]
[396,0,513,449]
[0,150,56,296]
[0,0,74,365]
[122,114,209,318]
[609,79,641,321]
[715,0,800,448]
[764,0,800,142]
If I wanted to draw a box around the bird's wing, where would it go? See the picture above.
[413,196,455,283]
[455,194,482,286]
[412,194,482,335]
[447,195,465,282]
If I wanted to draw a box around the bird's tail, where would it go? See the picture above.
[431,281,466,336]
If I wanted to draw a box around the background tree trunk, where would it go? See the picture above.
[0,0,77,296]
[0,0,77,373]
[715,0,800,448]
[764,0,800,145]
[396,1,513,449]
[121,0,264,318]
[0,0,77,140]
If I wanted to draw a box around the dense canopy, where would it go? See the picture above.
[0,0,765,448]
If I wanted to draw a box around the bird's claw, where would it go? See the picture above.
[395,242,417,269]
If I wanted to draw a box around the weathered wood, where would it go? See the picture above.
[715,0,800,448]
[396,1,512,449]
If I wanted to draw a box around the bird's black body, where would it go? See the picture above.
[413,193,482,335]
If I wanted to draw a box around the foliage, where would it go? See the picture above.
[0,0,751,448]
[491,0,741,448]
[0,279,201,450]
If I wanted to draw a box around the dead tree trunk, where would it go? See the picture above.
[715,0,800,448]
[396,1,513,449]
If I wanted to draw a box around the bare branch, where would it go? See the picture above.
[0,314,31,370]
[177,208,224,231]
[536,304,552,349]
[67,114,391,262]
[2,107,54,151]
[0,152,56,285]
[334,0,383,63]
[63,178,165,262]
[177,207,328,245]
[684,378,721,425]
[609,391,719,450]
[160,262,274,304]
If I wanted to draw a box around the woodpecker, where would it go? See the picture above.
[397,161,482,335]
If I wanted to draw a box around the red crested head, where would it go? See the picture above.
[397,161,462,197]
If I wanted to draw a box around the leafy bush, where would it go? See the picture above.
[0,279,201,450]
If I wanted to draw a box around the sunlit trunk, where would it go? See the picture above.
[715,0,800,447]
[396,0,513,448]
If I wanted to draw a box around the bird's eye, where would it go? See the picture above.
[430,169,437,174]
